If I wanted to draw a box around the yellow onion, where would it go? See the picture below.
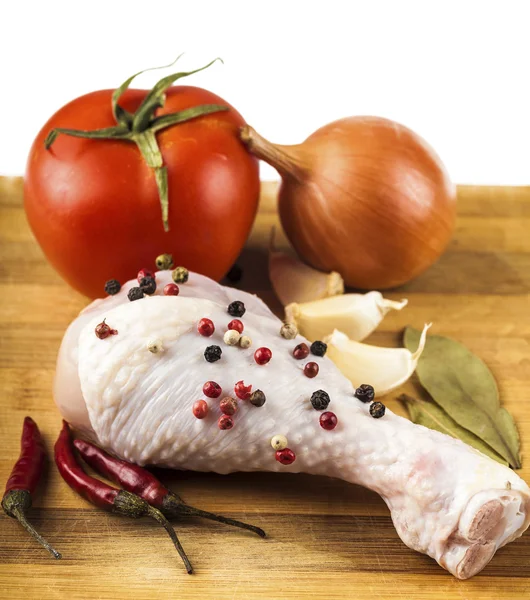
[241,117,456,289]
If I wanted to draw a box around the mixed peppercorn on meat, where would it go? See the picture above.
[53,268,530,580]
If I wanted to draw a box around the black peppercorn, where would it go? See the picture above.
[310,390,330,411]
[310,341,327,357]
[139,276,156,295]
[249,390,266,407]
[227,300,246,317]
[127,286,144,302]
[104,279,121,295]
[354,384,375,403]
[204,345,222,363]
[370,402,386,419]
[226,263,243,283]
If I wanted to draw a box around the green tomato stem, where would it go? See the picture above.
[44,59,227,231]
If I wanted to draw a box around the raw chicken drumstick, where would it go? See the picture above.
[54,271,530,579]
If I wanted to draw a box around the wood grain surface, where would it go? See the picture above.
[0,176,529,599]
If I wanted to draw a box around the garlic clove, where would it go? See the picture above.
[269,244,344,306]
[285,292,408,342]
[323,323,431,397]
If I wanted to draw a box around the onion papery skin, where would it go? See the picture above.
[244,117,456,290]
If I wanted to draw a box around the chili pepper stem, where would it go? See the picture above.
[112,490,192,573]
[148,506,193,574]
[3,491,62,559]
[166,498,266,538]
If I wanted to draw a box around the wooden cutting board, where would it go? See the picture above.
[1,177,529,599]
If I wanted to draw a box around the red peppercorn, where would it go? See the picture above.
[293,343,310,360]
[95,319,118,340]
[319,411,338,430]
[254,347,272,365]
[218,415,234,430]
[228,319,244,333]
[163,283,180,296]
[198,318,215,337]
[234,380,252,400]
[192,400,208,419]
[304,362,319,378]
[275,448,296,465]
[137,268,155,283]
[220,397,238,416]
[203,381,222,398]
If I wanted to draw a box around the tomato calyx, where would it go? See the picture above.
[44,57,228,232]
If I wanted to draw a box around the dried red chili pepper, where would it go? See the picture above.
[55,421,192,573]
[2,417,61,559]
[73,438,266,538]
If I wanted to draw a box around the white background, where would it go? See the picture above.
[1,0,529,183]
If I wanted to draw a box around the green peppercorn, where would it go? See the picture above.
[127,287,144,302]
[104,279,121,295]
[355,384,375,403]
[172,266,189,284]
[249,390,266,407]
[310,390,330,410]
[155,253,174,270]
[370,402,386,418]
[310,341,327,357]
[139,276,156,295]
[204,345,222,363]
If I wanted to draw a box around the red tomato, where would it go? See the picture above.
[24,86,260,298]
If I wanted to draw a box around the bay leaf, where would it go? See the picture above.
[399,394,508,466]
[404,327,521,469]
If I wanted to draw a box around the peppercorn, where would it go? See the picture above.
[226,263,243,283]
[320,411,338,430]
[354,384,375,403]
[249,390,266,407]
[239,335,252,349]
[304,362,319,378]
[220,397,238,416]
[223,330,241,346]
[155,253,174,270]
[234,380,252,400]
[139,276,156,295]
[310,390,330,411]
[227,300,246,317]
[128,286,144,302]
[280,323,298,340]
[203,381,222,398]
[198,318,215,337]
[218,415,234,430]
[193,400,208,419]
[271,434,288,451]
[275,448,296,465]
[104,279,121,295]
[228,319,244,333]
[204,345,222,363]
[370,402,386,419]
[172,266,189,284]
[163,283,180,296]
[310,341,327,357]
[293,343,310,360]
[147,339,163,354]
[95,319,118,340]
[137,268,154,283]
[254,347,272,365]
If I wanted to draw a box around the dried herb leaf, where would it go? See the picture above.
[404,327,521,469]
[399,394,508,466]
